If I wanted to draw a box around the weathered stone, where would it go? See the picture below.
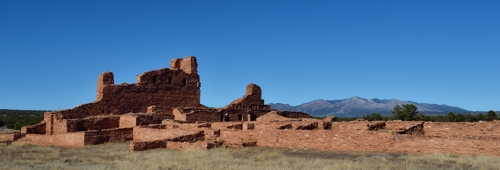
[367,122,386,131]
[394,122,425,135]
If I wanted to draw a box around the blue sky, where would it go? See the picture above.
[1,0,498,111]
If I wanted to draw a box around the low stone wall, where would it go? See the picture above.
[21,122,46,134]
[367,122,386,131]
[138,114,174,125]
[120,113,174,128]
[66,116,121,132]
[166,141,209,150]
[173,108,221,122]
[277,111,312,118]
[133,127,204,142]
[186,112,220,122]
[130,129,206,151]
[120,114,139,128]
[210,122,254,130]
[0,132,23,142]
[84,128,133,145]
[24,133,85,147]
[130,140,168,151]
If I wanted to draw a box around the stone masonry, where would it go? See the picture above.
[15,56,310,148]
[11,56,500,156]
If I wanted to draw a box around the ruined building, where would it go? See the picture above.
[9,56,309,147]
[3,56,499,156]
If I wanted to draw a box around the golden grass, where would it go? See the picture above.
[1,143,500,170]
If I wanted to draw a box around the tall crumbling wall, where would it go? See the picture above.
[96,72,114,101]
[57,56,202,119]
[226,83,269,110]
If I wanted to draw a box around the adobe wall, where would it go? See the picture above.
[57,56,202,119]
[24,133,85,147]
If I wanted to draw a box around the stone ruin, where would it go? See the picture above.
[2,56,308,147]
[2,56,500,156]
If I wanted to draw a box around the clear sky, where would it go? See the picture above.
[1,0,498,111]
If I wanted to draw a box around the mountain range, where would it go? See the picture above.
[268,96,471,117]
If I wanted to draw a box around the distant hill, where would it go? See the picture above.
[268,96,470,117]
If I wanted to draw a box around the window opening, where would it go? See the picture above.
[182,78,187,86]
[167,76,172,84]
[249,113,257,121]
[152,75,158,84]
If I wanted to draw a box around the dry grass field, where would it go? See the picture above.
[1,142,500,170]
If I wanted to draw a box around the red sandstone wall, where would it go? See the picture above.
[169,56,198,74]
[147,105,174,114]
[185,110,221,122]
[0,132,23,142]
[45,112,55,135]
[140,114,174,124]
[21,122,46,134]
[58,84,200,119]
[219,109,249,122]
[57,56,202,119]
[130,140,168,151]
[173,109,187,121]
[96,72,114,101]
[66,116,120,132]
[133,127,203,142]
[225,84,270,110]
[52,118,68,135]
[84,128,133,145]
[120,114,139,128]
[121,113,174,127]
[24,133,85,147]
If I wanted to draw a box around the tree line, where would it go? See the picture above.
[0,109,45,130]
[360,104,497,122]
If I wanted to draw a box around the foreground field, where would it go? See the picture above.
[1,143,499,170]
